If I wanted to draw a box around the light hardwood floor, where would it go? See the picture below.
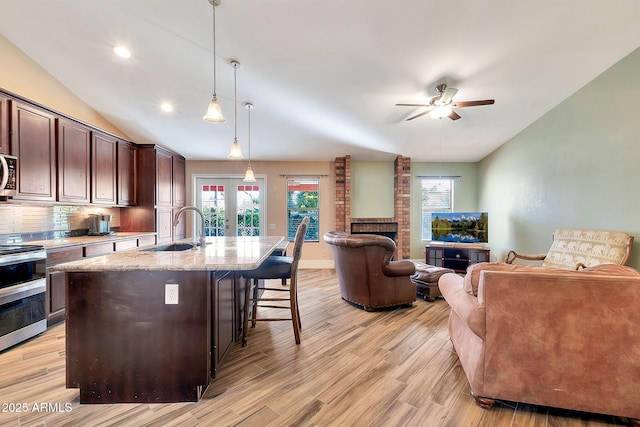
[0,269,628,426]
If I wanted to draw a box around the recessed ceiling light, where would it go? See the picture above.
[113,45,131,59]
[160,103,173,112]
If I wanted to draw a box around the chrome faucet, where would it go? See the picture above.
[173,206,206,248]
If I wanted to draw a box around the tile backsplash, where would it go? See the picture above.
[0,204,120,242]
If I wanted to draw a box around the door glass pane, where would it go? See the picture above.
[236,184,260,236]
[202,185,226,236]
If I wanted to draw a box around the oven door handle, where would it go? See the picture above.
[0,278,46,306]
[0,156,8,191]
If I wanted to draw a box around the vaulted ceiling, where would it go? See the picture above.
[1,1,638,162]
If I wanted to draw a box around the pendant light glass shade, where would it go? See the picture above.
[243,102,256,182]
[203,0,225,123]
[203,95,225,123]
[228,138,244,159]
[227,61,244,159]
[243,165,256,182]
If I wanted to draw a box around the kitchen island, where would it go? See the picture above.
[54,236,284,404]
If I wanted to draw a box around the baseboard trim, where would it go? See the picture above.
[300,260,334,269]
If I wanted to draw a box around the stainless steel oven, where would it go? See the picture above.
[0,244,47,351]
[0,154,18,198]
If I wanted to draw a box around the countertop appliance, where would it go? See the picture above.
[0,154,18,198]
[88,214,114,236]
[0,244,47,351]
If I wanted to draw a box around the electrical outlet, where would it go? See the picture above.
[165,283,179,304]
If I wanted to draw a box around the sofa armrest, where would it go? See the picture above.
[439,273,486,339]
[382,259,416,277]
[504,250,547,264]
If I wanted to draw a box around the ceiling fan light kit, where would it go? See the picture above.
[396,83,495,121]
[203,0,226,123]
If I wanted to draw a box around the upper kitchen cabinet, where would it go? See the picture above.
[120,145,186,243]
[173,155,186,208]
[11,101,57,201]
[156,148,173,207]
[117,140,137,206]
[57,118,91,204]
[0,96,9,154]
[91,132,117,205]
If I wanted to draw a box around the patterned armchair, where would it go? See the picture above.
[505,228,633,270]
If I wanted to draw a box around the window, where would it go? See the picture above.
[286,178,319,241]
[201,185,226,236]
[421,178,454,240]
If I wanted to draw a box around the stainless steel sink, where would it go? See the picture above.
[144,243,195,252]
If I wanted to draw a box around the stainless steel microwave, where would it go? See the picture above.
[0,154,17,198]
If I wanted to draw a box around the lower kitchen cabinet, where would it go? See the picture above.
[213,271,235,374]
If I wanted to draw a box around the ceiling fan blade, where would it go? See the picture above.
[396,103,430,107]
[448,111,461,120]
[440,87,458,104]
[405,110,432,121]
[453,99,495,108]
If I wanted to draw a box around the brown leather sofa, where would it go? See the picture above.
[323,231,416,311]
[439,262,640,423]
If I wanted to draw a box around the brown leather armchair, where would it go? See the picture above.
[323,231,416,311]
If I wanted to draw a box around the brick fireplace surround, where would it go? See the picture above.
[334,155,411,259]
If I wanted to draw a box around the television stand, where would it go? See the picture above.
[425,243,490,273]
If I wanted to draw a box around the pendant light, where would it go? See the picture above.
[243,103,256,182]
[203,0,226,123]
[227,60,244,159]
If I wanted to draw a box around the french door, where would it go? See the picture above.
[194,177,264,237]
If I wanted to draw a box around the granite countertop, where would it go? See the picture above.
[53,236,285,272]
[28,232,157,250]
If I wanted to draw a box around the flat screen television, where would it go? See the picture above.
[431,212,488,243]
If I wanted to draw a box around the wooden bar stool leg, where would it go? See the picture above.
[251,278,259,328]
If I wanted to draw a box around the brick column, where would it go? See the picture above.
[334,156,351,232]
[394,156,411,259]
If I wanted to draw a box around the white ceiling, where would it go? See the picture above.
[0,0,639,162]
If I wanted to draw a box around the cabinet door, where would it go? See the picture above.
[47,269,66,325]
[91,132,117,205]
[156,149,173,207]
[57,119,91,203]
[172,207,186,241]
[11,101,56,201]
[117,141,137,206]
[427,247,443,267]
[213,271,235,374]
[0,96,9,154]
[172,155,186,207]
[156,208,173,243]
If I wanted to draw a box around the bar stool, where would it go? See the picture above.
[242,217,309,345]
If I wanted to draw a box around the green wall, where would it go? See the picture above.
[351,162,395,218]
[478,47,640,269]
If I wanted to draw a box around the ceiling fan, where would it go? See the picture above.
[396,84,495,121]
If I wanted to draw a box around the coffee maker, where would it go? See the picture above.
[88,214,113,236]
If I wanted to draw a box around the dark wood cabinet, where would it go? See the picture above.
[172,155,186,207]
[156,148,173,207]
[11,101,56,201]
[91,132,117,205]
[57,119,91,203]
[117,140,137,206]
[426,244,490,273]
[172,207,186,241]
[120,145,186,244]
[0,96,9,154]
[46,245,83,325]
[66,270,211,403]
[213,271,235,375]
